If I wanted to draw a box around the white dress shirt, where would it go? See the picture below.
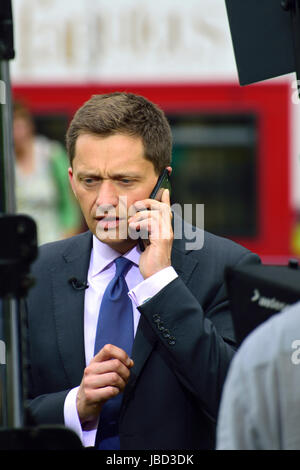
[64,235,178,446]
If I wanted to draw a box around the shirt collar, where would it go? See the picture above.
[90,235,141,277]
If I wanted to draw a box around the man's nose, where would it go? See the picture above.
[95,180,119,209]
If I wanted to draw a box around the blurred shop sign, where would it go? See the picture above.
[11,0,237,83]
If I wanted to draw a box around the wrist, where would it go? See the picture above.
[76,390,101,429]
[142,261,171,279]
[128,266,178,307]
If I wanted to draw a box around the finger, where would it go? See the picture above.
[82,384,120,407]
[87,358,132,382]
[129,209,155,224]
[129,200,171,223]
[129,217,171,241]
[133,198,162,212]
[85,371,128,392]
[161,188,171,207]
[135,199,171,218]
[129,215,157,234]
[93,343,133,367]
[129,207,172,229]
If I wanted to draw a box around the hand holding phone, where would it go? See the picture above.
[138,168,171,252]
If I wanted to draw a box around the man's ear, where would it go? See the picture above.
[68,167,78,200]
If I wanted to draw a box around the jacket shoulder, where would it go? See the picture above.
[31,231,92,271]
[174,214,258,263]
[201,230,257,263]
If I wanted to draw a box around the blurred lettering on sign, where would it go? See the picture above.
[11,0,235,83]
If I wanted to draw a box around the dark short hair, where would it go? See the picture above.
[66,92,172,174]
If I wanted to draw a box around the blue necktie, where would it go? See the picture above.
[94,257,134,450]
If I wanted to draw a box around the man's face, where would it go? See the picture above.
[69,133,160,253]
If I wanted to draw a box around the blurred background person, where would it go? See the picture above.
[13,101,82,245]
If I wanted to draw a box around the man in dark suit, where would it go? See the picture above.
[25,92,259,450]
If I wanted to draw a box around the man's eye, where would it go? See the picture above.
[120,179,133,185]
[84,178,96,185]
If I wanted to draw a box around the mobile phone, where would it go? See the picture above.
[138,168,171,252]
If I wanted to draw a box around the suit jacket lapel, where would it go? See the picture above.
[171,212,201,285]
[51,231,92,387]
[171,245,199,286]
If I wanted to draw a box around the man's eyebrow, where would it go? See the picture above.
[76,171,101,179]
[76,171,142,179]
[110,172,142,180]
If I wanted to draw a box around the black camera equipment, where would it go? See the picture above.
[224,0,300,346]
[0,1,82,449]
[225,0,300,96]
[226,260,300,347]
